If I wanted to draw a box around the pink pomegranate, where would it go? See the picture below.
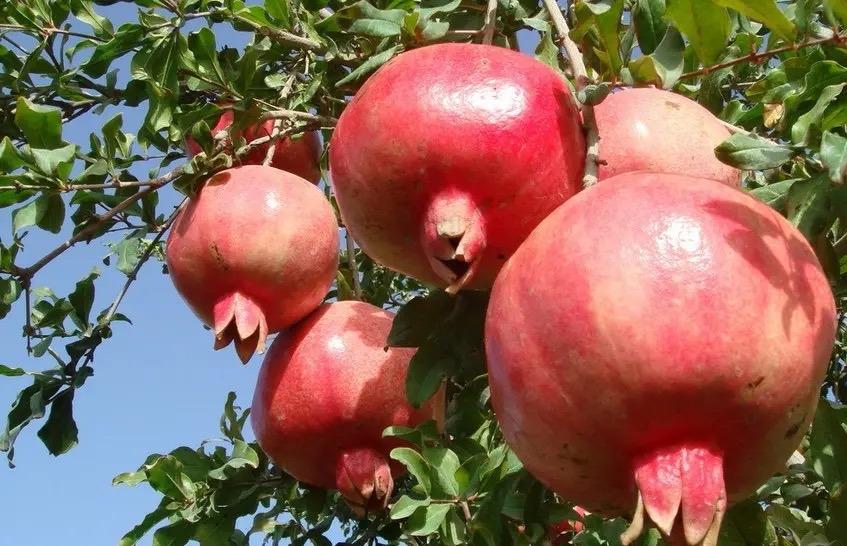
[486,173,835,545]
[251,301,444,514]
[166,165,338,363]
[329,43,585,292]
[594,88,740,186]
[185,109,322,184]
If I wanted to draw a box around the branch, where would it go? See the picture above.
[346,231,363,300]
[0,23,107,43]
[681,32,847,80]
[481,0,498,45]
[541,0,599,188]
[100,200,186,326]
[259,109,336,125]
[236,16,323,51]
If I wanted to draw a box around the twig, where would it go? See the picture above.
[541,0,600,187]
[23,280,32,354]
[237,16,323,51]
[681,33,847,80]
[460,500,472,522]
[260,109,336,125]
[263,119,285,166]
[100,200,186,326]
[0,23,107,43]
[346,231,362,300]
[481,0,498,45]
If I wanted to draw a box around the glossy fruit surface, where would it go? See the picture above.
[330,43,585,292]
[486,172,835,545]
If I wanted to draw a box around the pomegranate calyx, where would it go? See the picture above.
[213,292,269,364]
[421,190,487,293]
[335,447,394,517]
[624,444,727,546]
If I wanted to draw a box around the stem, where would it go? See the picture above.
[260,109,336,125]
[346,231,362,300]
[481,0,498,45]
[541,0,599,188]
[236,16,323,51]
[681,33,847,80]
[263,119,285,166]
[0,23,106,43]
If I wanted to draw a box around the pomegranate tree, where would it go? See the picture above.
[486,173,836,545]
[594,88,740,186]
[330,43,585,292]
[185,109,323,184]
[166,165,338,363]
[251,301,444,514]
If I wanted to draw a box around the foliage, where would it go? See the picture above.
[1,0,847,544]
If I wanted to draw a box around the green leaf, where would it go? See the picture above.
[388,291,454,347]
[718,499,777,546]
[0,365,26,377]
[110,237,142,275]
[390,447,432,494]
[825,0,847,27]
[0,278,21,319]
[119,507,172,546]
[535,31,560,71]
[791,83,846,145]
[593,0,624,74]
[36,389,78,455]
[714,133,795,170]
[821,131,847,185]
[146,456,196,500]
[828,485,847,545]
[406,504,451,536]
[349,19,403,36]
[208,439,259,480]
[628,26,685,89]
[194,519,236,546]
[15,98,63,149]
[25,144,77,177]
[113,470,148,486]
[265,0,291,27]
[749,179,798,210]
[766,504,824,542]
[633,0,667,55]
[69,270,99,327]
[0,379,62,465]
[152,521,195,546]
[424,447,461,497]
[666,0,730,65]
[390,495,431,519]
[406,340,450,407]
[786,176,832,239]
[711,0,795,41]
[809,398,847,492]
[12,194,65,234]
[70,0,114,38]
[336,46,400,87]
[0,137,24,171]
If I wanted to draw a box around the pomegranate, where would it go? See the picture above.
[329,43,585,292]
[166,165,338,363]
[185,109,322,184]
[251,301,444,514]
[594,88,740,186]
[486,173,835,545]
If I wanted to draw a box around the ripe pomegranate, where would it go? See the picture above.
[594,88,740,186]
[330,43,585,292]
[166,165,338,363]
[251,301,444,514]
[486,173,835,545]
[185,109,322,184]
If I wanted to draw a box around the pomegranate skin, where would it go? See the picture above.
[594,88,740,186]
[486,173,835,545]
[251,301,444,514]
[166,165,338,363]
[185,110,322,184]
[330,43,585,292]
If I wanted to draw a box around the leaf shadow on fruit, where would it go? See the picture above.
[702,198,822,338]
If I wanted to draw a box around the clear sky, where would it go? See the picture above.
[0,7,541,544]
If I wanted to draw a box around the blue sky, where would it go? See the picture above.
[0,6,541,544]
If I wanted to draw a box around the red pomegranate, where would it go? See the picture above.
[185,109,322,184]
[251,301,444,514]
[594,88,740,186]
[329,43,585,292]
[166,165,338,363]
[486,173,835,545]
